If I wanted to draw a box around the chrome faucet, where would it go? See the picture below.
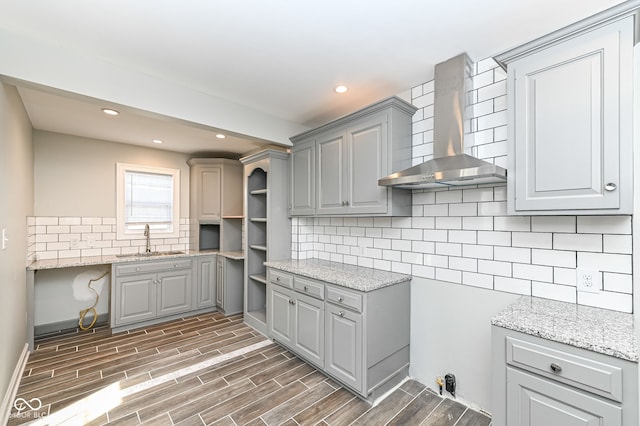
[144,224,151,253]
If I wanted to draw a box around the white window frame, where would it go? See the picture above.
[116,163,180,240]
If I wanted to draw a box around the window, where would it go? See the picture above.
[116,163,180,239]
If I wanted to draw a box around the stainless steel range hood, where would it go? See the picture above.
[379,53,506,189]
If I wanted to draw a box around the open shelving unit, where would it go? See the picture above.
[240,149,290,335]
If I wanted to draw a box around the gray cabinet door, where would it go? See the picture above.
[346,113,388,214]
[196,256,216,309]
[509,17,633,214]
[326,303,362,393]
[507,367,621,426]
[317,129,347,214]
[156,269,192,317]
[294,292,324,368]
[114,273,157,325]
[290,138,316,216]
[269,284,294,347]
[216,256,225,309]
[198,167,221,220]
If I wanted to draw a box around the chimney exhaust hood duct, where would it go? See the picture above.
[378,53,506,189]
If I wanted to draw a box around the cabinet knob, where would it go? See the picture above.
[338,296,344,302]
[604,183,617,192]
[550,363,562,373]
[304,285,308,291]
[276,277,280,281]
[289,299,295,305]
[174,264,178,268]
[338,311,344,317]
[136,267,140,272]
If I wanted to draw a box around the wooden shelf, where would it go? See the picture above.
[250,189,267,195]
[250,217,267,223]
[222,215,244,219]
[249,244,267,251]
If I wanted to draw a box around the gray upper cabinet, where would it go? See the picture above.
[290,96,416,217]
[496,11,635,215]
[290,138,316,216]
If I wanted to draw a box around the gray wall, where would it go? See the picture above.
[409,276,519,410]
[34,131,191,217]
[0,83,33,401]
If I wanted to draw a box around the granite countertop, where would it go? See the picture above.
[264,258,411,292]
[492,296,638,362]
[27,249,244,271]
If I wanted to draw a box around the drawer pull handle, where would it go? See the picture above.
[304,285,308,291]
[338,311,344,317]
[550,363,562,373]
[338,296,344,302]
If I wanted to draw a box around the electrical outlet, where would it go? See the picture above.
[576,268,600,293]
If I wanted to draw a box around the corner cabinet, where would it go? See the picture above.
[495,9,635,215]
[290,96,416,217]
[492,326,638,426]
[240,150,291,335]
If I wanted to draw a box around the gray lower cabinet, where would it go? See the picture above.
[112,258,193,328]
[216,256,244,315]
[268,272,324,368]
[267,267,410,401]
[194,255,216,309]
[492,326,638,426]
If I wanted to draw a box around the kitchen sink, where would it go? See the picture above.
[116,250,185,258]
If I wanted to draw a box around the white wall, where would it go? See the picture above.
[0,83,33,401]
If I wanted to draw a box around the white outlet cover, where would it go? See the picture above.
[576,268,601,293]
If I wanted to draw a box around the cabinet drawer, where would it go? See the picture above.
[294,276,324,300]
[326,286,362,313]
[269,270,293,288]
[506,336,623,402]
[115,259,192,276]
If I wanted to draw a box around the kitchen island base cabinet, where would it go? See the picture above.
[267,268,410,402]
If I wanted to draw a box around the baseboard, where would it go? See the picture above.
[34,314,109,337]
[1,343,29,425]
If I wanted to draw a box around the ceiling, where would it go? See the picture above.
[0,0,626,156]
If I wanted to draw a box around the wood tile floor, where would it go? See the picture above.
[10,312,492,425]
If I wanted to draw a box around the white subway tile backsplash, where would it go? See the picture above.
[494,246,531,264]
[477,231,511,247]
[436,268,462,284]
[436,190,462,204]
[448,203,478,217]
[478,260,511,277]
[513,263,553,282]
[512,232,552,249]
[462,217,494,231]
[435,242,462,257]
[463,187,494,203]
[494,276,531,295]
[577,252,632,274]
[494,216,530,232]
[532,281,576,304]
[463,271,494,289]
[553,234,602,252]
[412,264,436,279]
[448,230,477,244]
[477,201,507,216]
[531,216,576,233]
[449,256,478,272]
[553,267,577,286]
[603,235,632,254]
[435,217,462,230]
[462,244,494,260]
[577,216,632,234]
[577,291,632,313]
[532,249,576,268]
[603,272,633,294]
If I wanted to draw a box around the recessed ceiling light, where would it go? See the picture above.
[101,108,119,116]
[152,139,163,144]
[216,134,226,139]
[334,85,349,94]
